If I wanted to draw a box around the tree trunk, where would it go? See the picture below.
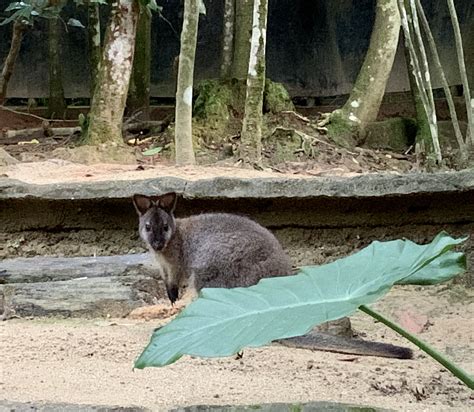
[231,0,253,80]
[338,0,401,136]
[127,7,151,120]
[399,0,441,163]
[88,0,101,98]
[174,0,199,165]
[415,0,467,159]
[403,32,431,152]
[0,20,27,105]
[240,0,268,166]
[447,0,474,147]
[220,0,235,79]
[84,0,139,145]
[47,17,67,119]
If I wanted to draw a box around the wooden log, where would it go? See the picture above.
[3,126,81,141]
[0,253,152,284]
[0,253,166,319]
[0,276,162,319]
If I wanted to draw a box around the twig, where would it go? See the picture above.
[272,126,332,147]
[123,110,144,126]
[0,106,77,123]
[4,126,80,140]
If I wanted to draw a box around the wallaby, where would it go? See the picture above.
[133,192,413,359]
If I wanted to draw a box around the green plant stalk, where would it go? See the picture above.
[359,304,474,389]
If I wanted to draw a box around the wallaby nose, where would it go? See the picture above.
[151,240,164,251]
[166,284,179,304]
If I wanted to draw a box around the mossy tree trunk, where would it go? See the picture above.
[0,20,27,105]
[84,0,139,145]
[220,0,235,79]
[231,0,252,80]
[88,0,101,98]
[399,0,441,163]
[174,0,199,165]
[127,7,151,119]
[47,17,67,119]
[335,0,401,139]
[403,32,430,152]
[240,0,268,166]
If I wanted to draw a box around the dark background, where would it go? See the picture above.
[0,0,472,99]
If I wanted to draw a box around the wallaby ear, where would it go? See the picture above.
[158,192,177,213]
[132,194,153,215]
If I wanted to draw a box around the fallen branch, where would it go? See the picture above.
[125,120,165,132]
[3,126,81,141]
[0,105,77,123]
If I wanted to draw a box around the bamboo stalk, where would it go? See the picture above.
[415,0,467,159]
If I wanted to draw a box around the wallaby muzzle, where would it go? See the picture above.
[166,284,179,304]
[151,240,165,251]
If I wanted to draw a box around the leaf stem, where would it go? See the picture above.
[359,304,474,389]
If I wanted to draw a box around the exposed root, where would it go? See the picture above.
[280,110,310,123]
[317,112,332,127]
[271,126,331,158]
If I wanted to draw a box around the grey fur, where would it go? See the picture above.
[133,193,293,301]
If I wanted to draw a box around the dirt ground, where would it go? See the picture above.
[1,285,473,411]
[0,105,423,176]
[1,105,472,411]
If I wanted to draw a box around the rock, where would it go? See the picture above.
[0,170,472,201]
[363,118,417,152]
[51,145,139,165]
[0,147,19,166]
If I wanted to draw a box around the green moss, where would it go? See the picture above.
[194,80,232,123]
[264,79,294,113]
[327,111,357,149]
[363,118,417,151]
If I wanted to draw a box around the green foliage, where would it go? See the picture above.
[193,80,232,124]
[137,0,162,13]
[78,113,89,137]
[67,17,84,28]
[264,79,294,113]
[142,146,162,156]
[135,232,466,369]
[1,0,61,26]
[1,0,107,26]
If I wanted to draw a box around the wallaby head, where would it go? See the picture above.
[132,192,177,252]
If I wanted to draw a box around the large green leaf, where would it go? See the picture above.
[134,232,466,368]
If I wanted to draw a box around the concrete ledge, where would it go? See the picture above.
[0,170,473,201]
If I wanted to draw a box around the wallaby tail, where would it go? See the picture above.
[275,332,413,359]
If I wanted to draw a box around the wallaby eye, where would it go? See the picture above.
[163,224,169,232]
[145,223,151,232]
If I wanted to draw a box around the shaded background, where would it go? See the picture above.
[0,0,472,99]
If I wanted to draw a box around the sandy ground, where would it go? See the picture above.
[1,159,362,185]
[1,285,473,411]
